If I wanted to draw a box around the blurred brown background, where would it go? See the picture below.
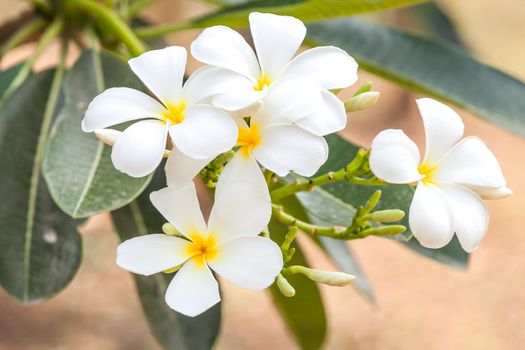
[1,0,524,349]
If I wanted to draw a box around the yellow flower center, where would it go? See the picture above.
[161,102,186,125]
[186,233,219,268]
[253,74,272,91]
[418,162,438,185]
[237,123,262,157]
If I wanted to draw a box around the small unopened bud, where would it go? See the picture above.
[361,225,406,237]
[276,274,295,297]
[362,209,405,223]
[162,223,182,237]
[95,129,121,146]
[286,266,355,287]
[344,91,380,112]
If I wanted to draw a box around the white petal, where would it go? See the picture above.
[249,12,305,79]
[440,184,488,253]
[434,136,507,189]
[253,125,328,177]
[208,237,282,290]
[409,183,454,249]
[95,128,121,146]
[182,66,254,105]
[213,89,265,112]
[165,148,213,190]
[116,234,191,276]
[149,183,207,237]
[369,129,422,184]
[191,25,260,80]
[165,258,220,317]
[82,87,164,132]
[416,98,464,165]
[283,46,358,89]
[473,186,512,200]
[169,105,237,159]
[208,160,271,243]
[111,119,167,177]
[296,90,347,136]
[253,77,322,128]
[216,151,268,198]
[128,46,186,104]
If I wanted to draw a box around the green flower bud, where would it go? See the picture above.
[344,91,380,112]
[286,266,355,287]
[162,223,182,237]
[362,209,405,223]
[276,274,295,297]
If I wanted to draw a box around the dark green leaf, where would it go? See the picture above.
[0,63,23,97]
[43,50,151,219]
[306,19,525,137]
[111,167,221,350]
[0,69,82,302]
[270,197,326,350]
[402,235,468,268]
[189,0,426,28]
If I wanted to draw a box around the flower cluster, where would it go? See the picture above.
[82,12,358,316]
[81,12,510,316]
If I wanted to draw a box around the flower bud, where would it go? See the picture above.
[344,91,380,112]
[162,223,183,237]
[362,209,405,223]
[287,266,355,287]
[95,129,121,146]
[276,274,295,297]
[303,269,355,287]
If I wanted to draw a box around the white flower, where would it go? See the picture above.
[166,77,332,192]
[116,177,282,317]
[190,12,357,135]
[82,46,237,178]
[369,98,511,252]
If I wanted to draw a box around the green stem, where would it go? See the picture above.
[0,18,46,60]
[270,149,370,201]
[65,0,147,56]
[0,18,63,108]
[135,21,194,40]
[271,204,405,240]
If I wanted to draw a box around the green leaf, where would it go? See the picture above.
[0,69,82,302]
[188,0,426,28]
[111,166,221,350]
[306,19,525,137]
[0,63,23,97]
[304,134,469,268]
[42,50,151,219]
[402,235,468,268]
[270,196,326,350]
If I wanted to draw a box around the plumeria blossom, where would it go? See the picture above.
[116,175,282,317]
[190,12,357,135]
[82,46,237,177]
[166,76,334,192]
[369,98,511,252]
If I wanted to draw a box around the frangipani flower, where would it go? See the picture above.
[116,178,282,317]
[190,12,357,135]
[166,77,333,191]
[369,98,511,252]
[82,46,237,177]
